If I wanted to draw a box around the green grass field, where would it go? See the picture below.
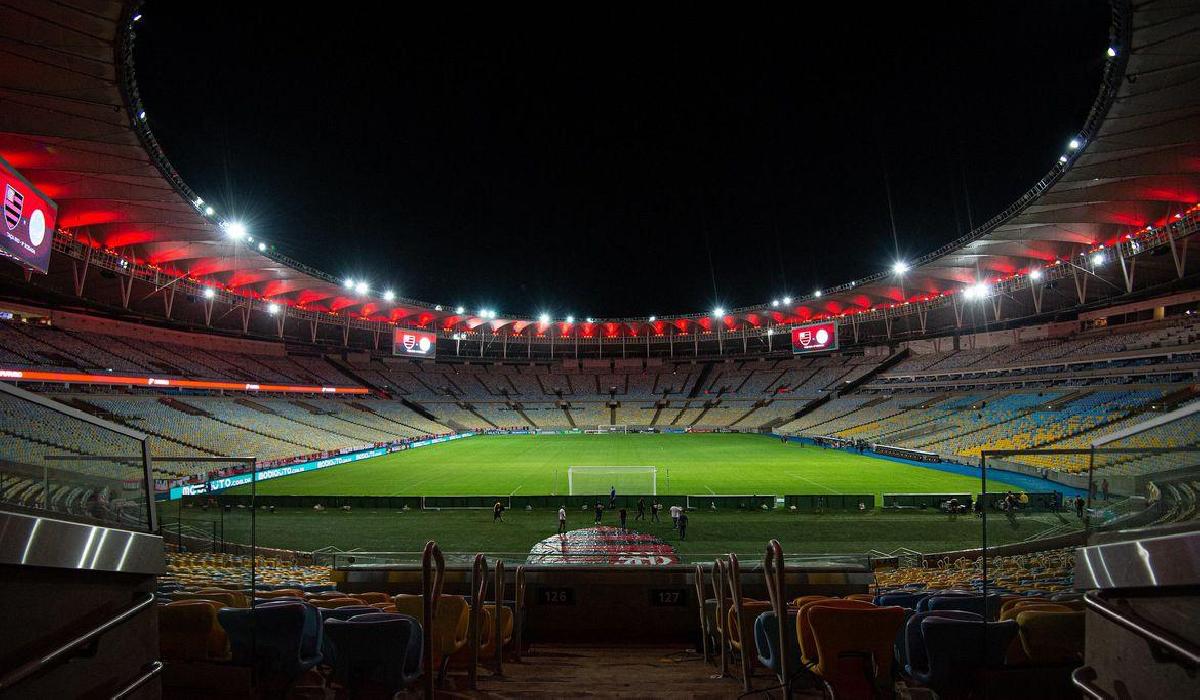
[192,434,1066,556]
[230,433,1019,498]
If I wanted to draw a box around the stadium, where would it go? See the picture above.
[0,1,1197,698]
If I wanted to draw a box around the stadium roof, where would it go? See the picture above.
[0,0,1197,343]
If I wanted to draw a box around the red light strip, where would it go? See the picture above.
[0,368,370,394]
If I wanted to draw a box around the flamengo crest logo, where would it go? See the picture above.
[4,184,23,232]
[798,327,830,348]
[400,332,432,354]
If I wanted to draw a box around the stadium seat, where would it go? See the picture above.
[726,600,772,667]
[902,609,983,678]
[910,615,1018,698]
[927,593,1003,620]
[795,598,875,666]
[392,594,470,677]
[217,602,323,695]
[753,610,801,678]
[323,612,422,695]
[158,600,228,661]
[805,604,906,698]
[307,596,365,609]
[317,605,381,667]
[169,590,247,608]
[1015,610,1085,665]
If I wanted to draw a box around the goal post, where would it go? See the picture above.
[568,465,656,495]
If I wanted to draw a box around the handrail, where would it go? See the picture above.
[513,565,526,662]
[713,557,729,678]
[421,541,445,699]
[0,592,155,692]
[467,552,487,690]
[494,559,506,676]
[693,563,710,662]
[726,552,753,692]
[110,660,164,700]
[1071,666,1113,700]
[763,539,791,695]
[1084,590,1200,668]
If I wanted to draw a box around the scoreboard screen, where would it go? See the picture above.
[393,328,437,358]
[0,156,57,274]
[791,320,838,354]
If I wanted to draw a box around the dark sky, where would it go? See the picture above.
[133,3,1111,319]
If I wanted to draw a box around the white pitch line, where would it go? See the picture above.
[706,485,716,495]
[510,485,523,496]
[787,473,842,495]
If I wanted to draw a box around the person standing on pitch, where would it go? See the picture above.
[678,511,689,541]
[594,502,604,525]
[650,501,661,523]
[609,485,617,509]
[619,506,627,530]
[558,505,567,535]
[636,497,646,521]
[493,501,504,523]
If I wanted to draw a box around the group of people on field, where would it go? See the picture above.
[495,487,691,540]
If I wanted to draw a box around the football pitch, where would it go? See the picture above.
[231,432,1021,498]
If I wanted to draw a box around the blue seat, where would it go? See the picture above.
[914,590,973,612]
[317,606,381,666]
[218,602,323,694]
[903,609,982,678]
[876,591,927,609]
[323,612,422,695]
[753,610,801,679]
[910,615,1018,698]
[927,594,1003,620]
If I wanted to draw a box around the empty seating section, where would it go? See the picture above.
[875,548,1075,596]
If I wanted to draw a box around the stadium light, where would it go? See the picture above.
[1059,155,1069,164]
[204,206,215,216]
[712,307,725,317]
[267,302,280,315]
[344,278,355,289]
[1107,46,1118,58]
[648,315,656,322]
[257,242,266,252]
[566,315,575,324]
[138,110,146,121]
[892,261,910,275]
[202,287,215,299]
[133,13,142,21]
[1029,268,1043,281]
[455,306,464,314]
[434,304,443,311]
[1091,252,1106,267]
[814,290,823,298]
[538,313,550,324]
[782,296,792,304]
[586,317,594,323]
[384,290,395,302]
[222,221,247,240]
[355,281,369,295]
[193,197,204,207]
[1068,138,1082,150]
[771,299,779,307]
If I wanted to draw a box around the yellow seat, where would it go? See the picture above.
[1016,610,1085,664]
[394,594,470,668]
[159,600,228,661]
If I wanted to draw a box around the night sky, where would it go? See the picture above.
[133,3,1110,319]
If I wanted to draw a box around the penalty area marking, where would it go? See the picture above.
[786,473,843,495]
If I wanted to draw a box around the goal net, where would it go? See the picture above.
[568,466,656,495]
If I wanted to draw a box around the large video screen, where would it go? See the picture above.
[0,156,57,274]
[393,328,437,357]
[791,320,838,354]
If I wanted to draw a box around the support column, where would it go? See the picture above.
[952,294,965,328]
[71,246,92,296]
[1118,253,1135,294]
[1030,281,1044,314]
[1167,225,1189,278]
[1070,260,1088,304]
[342,316,350,346]
[309,319,318,343]
[119,272,134,309]
[162,285,176,320]
[202,297,214,326]
[990,293,1003,322]
[276,310,286,338]
[916,305,928,334]
[240,303,251,334]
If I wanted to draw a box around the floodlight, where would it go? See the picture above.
[355,281,368,295]
[344,278,355,289]
[384,290,396,302]
[782,296,792,304]
[138,110,146,120]
[771,299,779,307]
[712,307,725,317]
[1107,47,1117,58]
[203,287,215,299]
[1091,252,1106,266]
[223,221,247,240]
[1029,268,1043,281]
[566,315,575,324]
[539,313,550,324]
[257,242,266,252]
[892,261,910,275]
[193,197,204,207]
[648,315,657,322]
[455,306,465,314]
[204,206,215,216]
[1068,138,1081,150]
[814,290,822,297]
[267,302,280,314]
[1059,155,1068,164]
